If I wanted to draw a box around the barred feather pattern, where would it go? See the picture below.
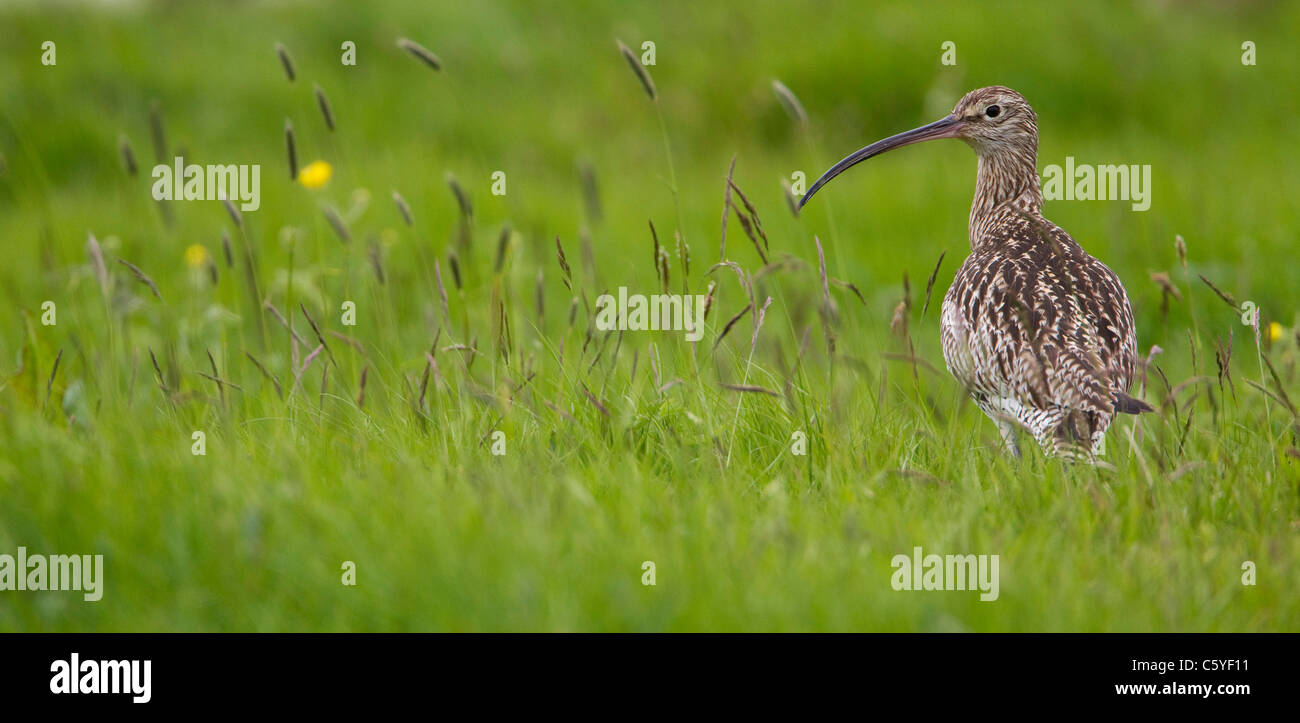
[941,211,1139,458]
[938,87,1140,459]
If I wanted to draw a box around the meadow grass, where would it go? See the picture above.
[0,0,1297,631]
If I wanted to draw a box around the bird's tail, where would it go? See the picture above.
[1113,392,1155,414]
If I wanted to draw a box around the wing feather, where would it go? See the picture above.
[940,215,1138,429]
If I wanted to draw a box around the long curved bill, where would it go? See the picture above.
[798,115,961,210]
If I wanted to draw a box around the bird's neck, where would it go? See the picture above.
[969,148,1043,248]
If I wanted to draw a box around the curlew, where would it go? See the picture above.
[799,86,1153,459]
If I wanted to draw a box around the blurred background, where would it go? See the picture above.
[2,0,1297,329]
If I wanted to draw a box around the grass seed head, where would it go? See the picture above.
[445,172,472,219]
[921,250,946,318]
[434,259,451,324]
[771,79,808,127]
[368,235,385,284]
[392,190,414,226]
[274,42,296,81]
[447,248,462,290]
[323,204,351,243]
[617,40,656,100]
[578,161,602,223]
[397,37,442,71]
[118,134,137,175]
[86,233,109,293]
[780,178,799,217]
[117,258,162,301]
[284,119,297,180]
[220,230,234,267]
[222,199,243,229]
[313,84,335,131]
[148,100,167,163]
[494,225,511,273]
[555,236,573,291]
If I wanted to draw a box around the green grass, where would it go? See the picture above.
[0,0,1297,631]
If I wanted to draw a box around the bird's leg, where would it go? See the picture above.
[997,420,1022,459]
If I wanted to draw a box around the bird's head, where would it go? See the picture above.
[948,86,1038,154]
[799,85,1039,209]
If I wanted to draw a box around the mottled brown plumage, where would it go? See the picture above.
[801,86,1152,460]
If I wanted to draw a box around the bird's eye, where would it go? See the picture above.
[985,105,1001,118]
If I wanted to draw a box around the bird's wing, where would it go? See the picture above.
[1071,248,1141,401]
[942,217,1135,419]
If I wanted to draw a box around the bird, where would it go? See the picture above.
[798,86,1153,460]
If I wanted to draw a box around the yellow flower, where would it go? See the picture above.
[298,160,333,189]
[184,244,210,268]
[1268,322,1282,343]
